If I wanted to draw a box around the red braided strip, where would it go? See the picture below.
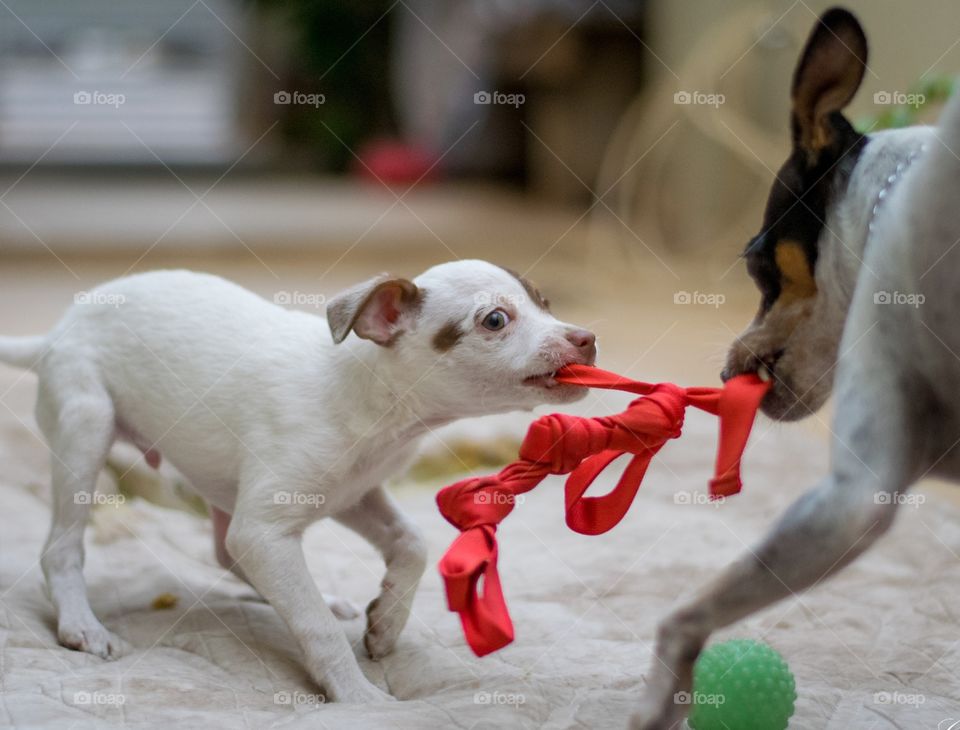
[436,365,769,656]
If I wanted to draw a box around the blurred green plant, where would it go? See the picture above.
[255,0,395,169]
[856,75,956,131]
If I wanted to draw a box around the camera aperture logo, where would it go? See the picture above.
[74,491,125,507]
[873,90,925,108]
[874,690,925,707]
[274,491,326,508]
[674,490,725,508]
[474,291,525,307]
[874,491,925,508]
[274,291,326,309]
[474,90,525,108]
[274,690,326,707]
[474,492,525,506]
[474,691,526,706]
[674,290,725,308]
[673,90,725,108]
[274,90,326,108]
[75,290,126,308]
[873,290,924,308]
[73,691,126,706]
[74,90,125,108]
[674,690,725,706]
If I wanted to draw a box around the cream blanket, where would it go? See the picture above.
[2,406,959,729]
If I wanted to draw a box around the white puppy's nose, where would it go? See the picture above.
[565,328,597,363]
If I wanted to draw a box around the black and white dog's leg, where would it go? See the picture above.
[334,486,428,659]
[37,377,130,659]
[226,484,390,703]
[631,340,925,729]
[631,473,902,729]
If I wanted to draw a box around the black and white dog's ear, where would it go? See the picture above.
[327,274,421,345]
[791,7,868,163]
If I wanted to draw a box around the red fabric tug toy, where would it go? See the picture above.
[436,364,771,657]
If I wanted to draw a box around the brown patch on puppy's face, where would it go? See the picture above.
[724,8,868,421]
[432,320,464,352]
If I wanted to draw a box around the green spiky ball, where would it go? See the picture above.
[688,639,796,730]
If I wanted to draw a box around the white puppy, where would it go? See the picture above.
[0,260,596,702]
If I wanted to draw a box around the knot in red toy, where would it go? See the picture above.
[436,364,770,657]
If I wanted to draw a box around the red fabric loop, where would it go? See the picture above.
[565,450,653,535]
[436,364,770,656]
[436,525,513,656]
[519,413,611,473]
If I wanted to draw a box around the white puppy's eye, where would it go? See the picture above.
[481,309,510,331]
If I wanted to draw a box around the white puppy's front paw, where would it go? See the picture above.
[322,592,361,620]
[363,591,409,659]
[58,621,130,660]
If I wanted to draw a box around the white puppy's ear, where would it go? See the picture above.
[327,274,421,345]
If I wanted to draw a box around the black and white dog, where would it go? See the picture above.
[634,7,960,728]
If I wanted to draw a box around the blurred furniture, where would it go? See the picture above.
[392,0,647,202]
[0,0,249,164]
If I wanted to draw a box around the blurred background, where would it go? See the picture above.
[0,0,958,461]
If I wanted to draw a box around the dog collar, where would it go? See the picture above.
[867,143,927,239]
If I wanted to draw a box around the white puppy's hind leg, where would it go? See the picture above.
[37,380,130,659]
[334,486,428,659]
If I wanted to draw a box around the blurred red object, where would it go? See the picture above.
[354,139,440,186]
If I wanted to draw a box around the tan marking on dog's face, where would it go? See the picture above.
[726,239,827,420]
[775,240,818,303]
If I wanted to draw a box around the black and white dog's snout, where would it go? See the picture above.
[721,349,784,383]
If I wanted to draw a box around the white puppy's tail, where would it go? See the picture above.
[0,335,46,370]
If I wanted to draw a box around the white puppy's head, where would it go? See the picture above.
[326,260,597,415]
